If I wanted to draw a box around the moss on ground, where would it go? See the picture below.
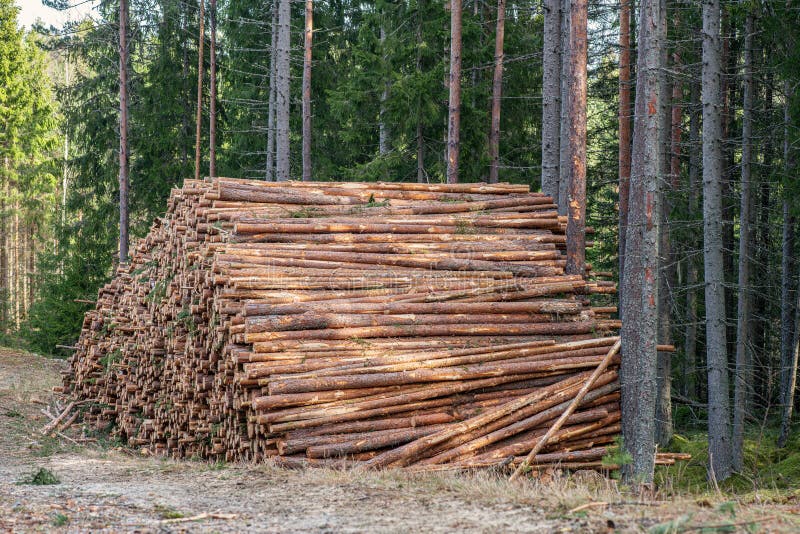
[656,426,800,500]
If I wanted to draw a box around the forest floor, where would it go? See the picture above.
[1,348,799,533]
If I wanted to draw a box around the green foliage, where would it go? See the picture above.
[51,513,70,527]
[18,467,60,485]
[601,436,633,479]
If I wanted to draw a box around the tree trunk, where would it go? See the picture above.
[0,161,6,330]
[379,25,389,157]
[702,0,733,482]
[557,0,570,216]
[618,0,632,285]
[118,0,130,264]
[540,0,560,197]
[779,265,800,448]
[209,0,217,178]
[655,2,674,448]
[416,5,425,184]
[620,0,662,485]
[779,80,797,448]
[753,66,774,413]
[302,0,313,181]
[194,0,205,181]
[488,0,505,184]
[275,0,292,182]
[732,4,754,469]
[684,76,700,399]
[266,2,277,181]
[446,0,462,184]
[564,0,587,277]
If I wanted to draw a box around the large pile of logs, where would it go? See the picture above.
[61,178,667,472]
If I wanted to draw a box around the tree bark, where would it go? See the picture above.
[540,0,560,197]
[379,24,389,157]
[779,80,798,448]
[266,2,277,181]
[655,2,674,448]
[618,0,632,285]
[488,0,505,184]
[209,0,217,178]
[275,0,292,182]
[118,0,130,264]
[684,75,700,400]
[302,0,313,181]
[446,0,462,184]
[194,0,205,181]
[732,4,754,469]
[702,0,733,482]
[620,0,662,485]
[564,0,587,277]
[557,0,570,215]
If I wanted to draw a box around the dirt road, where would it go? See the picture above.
[1,348,796,532]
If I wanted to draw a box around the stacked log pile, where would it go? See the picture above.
[62,178,675,473]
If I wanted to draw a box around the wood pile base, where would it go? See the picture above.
[61,178,644,473]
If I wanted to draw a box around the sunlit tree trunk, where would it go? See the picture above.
[488,0,505,184]
[118,0,130,263]
[564,0,587,276]
[302,0,313,181]
[194,0,205,181]
[620,0,662,485]
[446,0,462,184]
[209,0,217,177]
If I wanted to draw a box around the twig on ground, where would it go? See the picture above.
[569,501,608,514]
[159,512,238,524]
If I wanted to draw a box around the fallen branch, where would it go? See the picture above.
[159,512,238,524]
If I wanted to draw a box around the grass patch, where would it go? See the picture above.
[154,504,185,519]
[51,512,69,526]
[18,467,60,485]
[656,427,800,497]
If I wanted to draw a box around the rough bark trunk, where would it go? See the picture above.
[779,80,798,448]
[779,266,800,447]
[0,162,6,329]
[753,67,773,413]
[209,0,217,178]
[557,0,570,215]
[683,76,700,399]
[618,0,632,286]
[732,5,754,469]
[620,0,661,485]
[194,0,205,181]
[564,0,587,277]
[275,0,292,182]
[416,5,425,183]
[302,0,313,181]
[702,0,733,482]
[488,0,505,184]
[266,2,277,181]
[118,0,130,264]
[379,25,389,157]
[541,0,561,197]
[655,2,674,448]
[446,0,462,184]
